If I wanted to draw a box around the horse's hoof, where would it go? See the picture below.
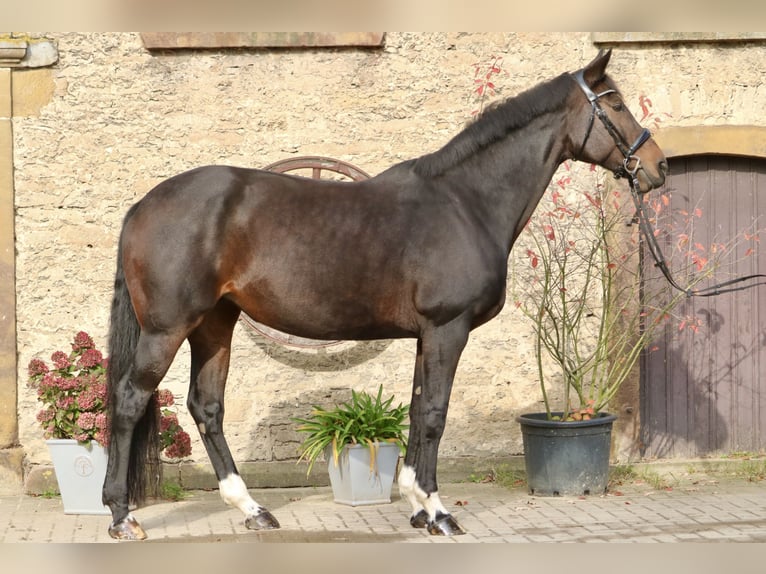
[245,509,281,530]
[410,509,429,529]
[427,513,466,536]
[108,515,148,541]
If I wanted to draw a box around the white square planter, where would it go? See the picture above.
[46,439,111,515]
[326,442,400,506]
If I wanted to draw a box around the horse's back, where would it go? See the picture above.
[120,163,506,339]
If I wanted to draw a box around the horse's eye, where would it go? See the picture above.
[612,102,625,112]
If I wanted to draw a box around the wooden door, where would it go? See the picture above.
[640,155,766,458]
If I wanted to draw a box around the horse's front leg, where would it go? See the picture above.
[187,302,280,532]
[399,322,469,536]
[399,338,429,528]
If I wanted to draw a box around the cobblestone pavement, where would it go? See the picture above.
[2,472,766,543]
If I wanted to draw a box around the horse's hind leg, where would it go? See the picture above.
[104,330,186,540]
[187,299,280,531]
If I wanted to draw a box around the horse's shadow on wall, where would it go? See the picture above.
[236,314,731,465]
[236,320,530,471]
[638,301,766,458]
[240,318,392,372]
[640,343,731,459]
[237,321,398,465]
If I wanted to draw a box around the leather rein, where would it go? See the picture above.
[573,70,766,298]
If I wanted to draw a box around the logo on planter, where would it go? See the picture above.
[73,455,95,477]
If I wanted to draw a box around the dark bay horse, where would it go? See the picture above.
[102,49,667,540]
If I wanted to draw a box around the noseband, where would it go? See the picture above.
[573,70,651,182]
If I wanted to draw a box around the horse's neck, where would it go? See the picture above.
[453,113,570,253]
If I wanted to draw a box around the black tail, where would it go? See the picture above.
[107,211,161,505]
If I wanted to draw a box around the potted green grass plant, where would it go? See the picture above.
[293,385,408,506]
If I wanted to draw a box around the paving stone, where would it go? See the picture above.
[2,479,766,542]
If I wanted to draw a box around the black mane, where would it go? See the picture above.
[413,72,573,177]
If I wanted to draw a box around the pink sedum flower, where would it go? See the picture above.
[51,351,71,370]
[28,358,49,378]
[156,388,175,407]
[77,411,97,430]
[76,348,103,369]
[164,430,192,459]
[72,331,95,352]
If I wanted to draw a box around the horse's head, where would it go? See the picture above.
[569,49,668,193]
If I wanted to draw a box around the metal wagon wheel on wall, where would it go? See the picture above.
[238,156,371,348]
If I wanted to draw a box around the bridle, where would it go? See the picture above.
[573,70,651,181]
[573,70,766,298]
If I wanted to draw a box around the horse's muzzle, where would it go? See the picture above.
[632,157,668,193]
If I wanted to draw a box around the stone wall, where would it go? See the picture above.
[10,33,766,488]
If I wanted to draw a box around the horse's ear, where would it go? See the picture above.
[582,48,612,85]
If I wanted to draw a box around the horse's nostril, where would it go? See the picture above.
[659,159,669,175]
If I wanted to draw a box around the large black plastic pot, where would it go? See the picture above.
[517,412,617,496]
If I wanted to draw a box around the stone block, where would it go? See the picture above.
[0,69,9,117]
[0,447,24,494]
[23,464,59,495]
[11,69,55,117]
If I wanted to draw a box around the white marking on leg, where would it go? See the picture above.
[423,491,448,521]
[399,465,449,522]
[398,465,424,515]
[219,473,262,517]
